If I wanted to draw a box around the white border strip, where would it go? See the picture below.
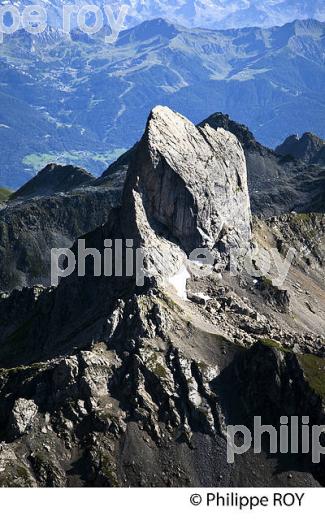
[0,488,324,519]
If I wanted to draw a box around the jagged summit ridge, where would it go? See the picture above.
[200,112,264,153]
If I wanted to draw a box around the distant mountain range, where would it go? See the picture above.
[8,0,325,29]
[0,17,324,188]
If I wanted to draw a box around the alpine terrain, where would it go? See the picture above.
[0,106,324,487]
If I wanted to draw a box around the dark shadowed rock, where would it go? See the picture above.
[201,113,325,215]
[276,133,325,165]
[199,112,263,153]
[0,176,123,292]
[11,164,94,201]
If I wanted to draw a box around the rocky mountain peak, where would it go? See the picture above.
[276,132,325,164]
[199,112,263,153]
[11,164,94,200]
[0,105,325,488]
[119,106,252,282]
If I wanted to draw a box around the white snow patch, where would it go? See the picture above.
[197,226,212,243]
[196,292,212,303]
[168,264,191,300]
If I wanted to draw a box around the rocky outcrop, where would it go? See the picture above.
[0,106,253,363]
[0,289,323,487]
[8,398,38,439]
[11,164,94,201]
[1,110,324,295]
[0,170,124,292]
[201,113,325,216]
[119,106,252,280]
[0,106,324,488]
[200,112,264,153]
[276,133,325,166]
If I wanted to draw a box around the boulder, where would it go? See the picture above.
[8,398,38,438]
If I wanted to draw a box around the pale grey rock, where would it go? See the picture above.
[52,356,80,401]
[0,443,17,472]
[8,398,38,438]
[119,106,252,288]
[80,350,113,398]
[187,292,211,305]
[124,106,251,253]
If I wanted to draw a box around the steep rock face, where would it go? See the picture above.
[1,108,325,297]
[0,177,124,292]
[121,106,252,263]
[100,111,325,217]
[201,113,325,215]
[199,112,263,153]
[199,113,292,214]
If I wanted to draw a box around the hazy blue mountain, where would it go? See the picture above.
[7,0,325,29]
[0,18,324,187]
